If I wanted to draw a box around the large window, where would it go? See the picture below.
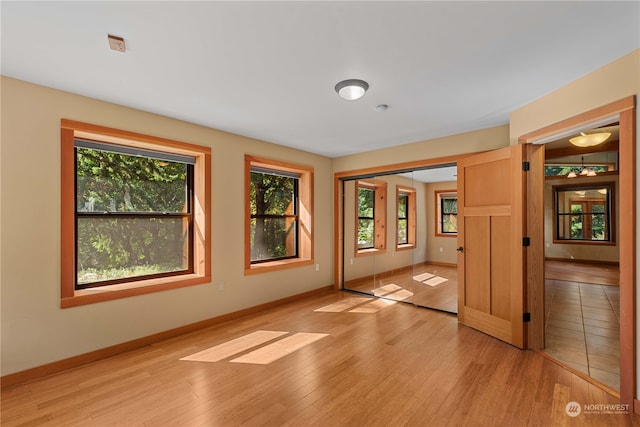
[250,168,298,262]
[61,120,211,308]
[356,180,387,253]
[554,183,614,244]
[245,155,313,273]
[435,190,457,236]
[396,186,416,249]
[75,140,193,287]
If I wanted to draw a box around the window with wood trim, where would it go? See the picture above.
[396,186,416,249]
[356,180,387,253]
[553,183,615,244]
[435,190,457,236]
[61,120,211,308]
[245,155,313,274]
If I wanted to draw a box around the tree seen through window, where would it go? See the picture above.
[250,169,298,262]
[75,142,193,287]
[357,186,375,249]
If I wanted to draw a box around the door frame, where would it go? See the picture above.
[518,96,636,406]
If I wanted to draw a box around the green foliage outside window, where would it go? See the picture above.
[250,170,297,262]
[544,164,609,177]
[570,204,583,239]
[358,187,375,249]
[397,193,408,244]
[555,185,610,242]
[76,147,190,286]
[441,197,457,233]
[568,203,606,240]
[590,204,606,240]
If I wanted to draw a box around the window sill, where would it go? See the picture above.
[245,258,314,275]
[551,240,616,246]
[355,248,387,257]
[435,233,458,238]
[396,244,416,251]
[61,274,210,308]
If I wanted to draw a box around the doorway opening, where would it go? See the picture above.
[520,96,635,404]
[540,122,621,392]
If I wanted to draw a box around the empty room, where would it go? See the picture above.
[1,2,639,426]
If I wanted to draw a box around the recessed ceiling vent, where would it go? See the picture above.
[107,34,126,53]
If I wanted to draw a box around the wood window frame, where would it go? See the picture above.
[355,179,387,256]
[396,185,416,250]
[435,190,458,237]
[61,119,211,308]
[244,155,314,275]
[552,182,615,245]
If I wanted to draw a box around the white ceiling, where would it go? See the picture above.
[2,1,639,158]
[398,166,457,183]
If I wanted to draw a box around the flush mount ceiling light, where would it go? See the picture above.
[335,79,369,101]
[569,131,611,148]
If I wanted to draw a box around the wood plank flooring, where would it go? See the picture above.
[2,289,636,426]
[344,263,458,313]
[545,260,620,286]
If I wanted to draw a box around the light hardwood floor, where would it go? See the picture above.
[2,288,636,426]
[343,259,622,393]
[344,263,458,313]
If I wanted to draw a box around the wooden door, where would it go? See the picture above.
[457,145,526,348]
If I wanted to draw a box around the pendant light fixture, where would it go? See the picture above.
[335,79,369,101]
[568,155,597,178]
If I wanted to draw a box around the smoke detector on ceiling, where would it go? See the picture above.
[107,34,126,53]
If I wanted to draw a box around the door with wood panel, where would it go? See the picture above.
[457,145,526,348]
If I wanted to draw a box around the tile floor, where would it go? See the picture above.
[545,279,621,391]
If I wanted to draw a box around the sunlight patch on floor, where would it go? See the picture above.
[230,333,329,365]
[314,297,370,312]
[349,298,397,313]
[413,274,448,287]
[373,283,403,296]
[180,330,288,363]
[181,331,329,365]
[384,288,413,300]
[314,290,406,314]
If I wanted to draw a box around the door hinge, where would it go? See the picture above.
[523,237,531,247]
[522,161,530,171]
[523,312,531,323]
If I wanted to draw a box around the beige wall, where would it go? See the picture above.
[509,49,639,399]
[0,77,334,376]
[509,50,639,144]
[332,125,510,174]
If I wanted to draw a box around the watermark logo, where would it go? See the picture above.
[583,403,630,415]
[565,401,581,417]
[565,401,631,417]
